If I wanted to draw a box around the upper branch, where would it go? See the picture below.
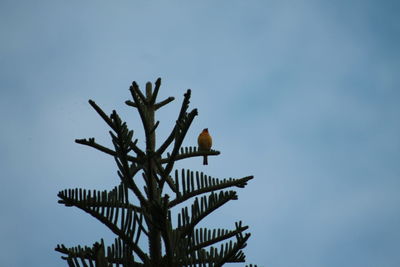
[88,100,144,157]
[130,81,147,105]
[154,97,175,110]
[75,138,138,163]
[89,99,115,130]
[149,78,161,105]
[160,108,198,187]
[128,84,151,144]
[156,89,192,156]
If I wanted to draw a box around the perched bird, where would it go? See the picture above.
[198,128,212,165]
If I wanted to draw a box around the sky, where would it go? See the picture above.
[1,0,399,266]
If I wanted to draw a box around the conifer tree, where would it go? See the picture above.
[56,78,256,266]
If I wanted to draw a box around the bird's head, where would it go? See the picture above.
[203,128,208,133]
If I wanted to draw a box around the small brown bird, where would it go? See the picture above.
[198,128,212,165]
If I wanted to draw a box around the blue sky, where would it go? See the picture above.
[1,0,399,266]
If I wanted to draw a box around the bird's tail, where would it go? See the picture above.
[203,156,208,165]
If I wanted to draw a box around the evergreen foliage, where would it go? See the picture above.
[56,78,257,266]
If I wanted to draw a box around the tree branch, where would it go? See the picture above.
[130,81,147,105]
[156,89,192,155]
[57,193,150,264]
[149,78,161,105]
[188,225,249,253]
[161,108,198,185]
[169,175,253,208]
[160,147,220,164]
[75,138,138,163]
[154,97,174,110]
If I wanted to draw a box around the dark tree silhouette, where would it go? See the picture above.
[55,78,257,266]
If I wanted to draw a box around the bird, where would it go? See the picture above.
[198,128,212,165]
